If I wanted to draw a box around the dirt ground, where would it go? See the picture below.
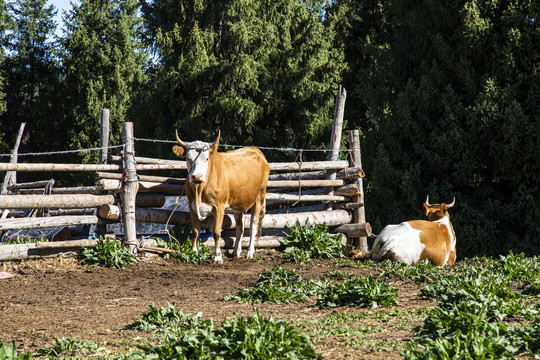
[0,250,435,359]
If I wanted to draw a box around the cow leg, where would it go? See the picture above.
[191,217,201,254]
[212,206,225,263]
[232,212,244,257]
[247,197,264,259]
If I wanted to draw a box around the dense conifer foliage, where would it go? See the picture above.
[1,0,539,255]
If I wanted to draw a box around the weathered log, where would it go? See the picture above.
[0,239,100,261]
[0,194,116,209]
[267,187,325,195]
[334,184,360,197]
[0,215,105,231]
[326,85,347,200]
[110,155,186,167]
[334,202,364,210]
[0,160,349,173]
[267,204,326,214]
[201,235,282,249]
[265,193,348,202]
[7,180,51,190]
[121,122,139,255]
[349,130,368,251]
[332,222,372,237]
[98,204,121,220]
[269,160,349,172]
[268,167,365,181]
[1,123,26,195]
[96,179,183,194]
[97,172,185,184]
[0,163,188,172]
[135,194,166,208]
[17,186,100,195]
[100,207,352,230]
[267,179,345,188]
[141,245,179,254]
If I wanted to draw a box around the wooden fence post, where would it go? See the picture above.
[95,109,110,236]
[1,123,26,196]
[99,109,110,164]
[348,130,368,251]
[121,122,139,255]
[325,85,346,207]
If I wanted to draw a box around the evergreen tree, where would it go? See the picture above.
[337,0,540,256]
[0,0,59,156]
[60,0,147,165]
[136,0,344,159]
[0,0,8,153]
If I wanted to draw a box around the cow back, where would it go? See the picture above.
[201,147,269,212]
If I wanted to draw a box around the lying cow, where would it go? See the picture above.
[173,130,270,263]
[370,196,456,266]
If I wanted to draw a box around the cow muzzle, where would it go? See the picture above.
[191,173,205,183]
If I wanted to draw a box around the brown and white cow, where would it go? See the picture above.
[173,130,270,263]
[369,196,456,266]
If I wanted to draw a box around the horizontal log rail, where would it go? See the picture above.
[0,194,116,209]
[97,172,185,184]
[0,163,185,172]
[0,215,105,231]
[265,193,349,202]
[268,167,364,181]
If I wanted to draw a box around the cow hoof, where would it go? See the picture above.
[232,250,242,257]
[214,255,223,263]
[246,251,254,259]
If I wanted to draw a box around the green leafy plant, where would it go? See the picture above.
[156,225,213,263]
[403,254,540,358]
[378,259,440,282]
[127,302,210,333]
[278,220,344,263]
[79,238,134,269]
[316,274,398,308]
[224,265,318,304]
[0,341,31,360]
[35,337,102,357]
[139,308,322,360]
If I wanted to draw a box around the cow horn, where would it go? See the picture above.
[425,195,431,206]
[447,197,456,208]
[209,130,221,148]
[175,130,188,147]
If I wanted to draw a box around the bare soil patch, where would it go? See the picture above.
[0,250,436,359]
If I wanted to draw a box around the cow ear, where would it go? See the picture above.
[209,130,220,153]
[172,145,185,158]
[422,203,430,216]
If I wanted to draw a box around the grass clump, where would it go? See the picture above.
[316,274,398,308]
[79,237,134,269]
[278,220,344,263]
[0,341,31,360]
[35,337,102,358]
[224,265,318,304]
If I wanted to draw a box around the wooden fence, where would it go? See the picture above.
[0,89,371,261]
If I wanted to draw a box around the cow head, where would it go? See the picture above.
[423,195,455,221]
[173,130,220,184]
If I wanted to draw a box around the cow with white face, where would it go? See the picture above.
[370,196,456,266]
[173,130,270,263]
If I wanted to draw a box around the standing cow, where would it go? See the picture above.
[173,130,270,263]
[370,196,456,266]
